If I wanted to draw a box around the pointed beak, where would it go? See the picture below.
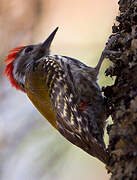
[42,27,59,48]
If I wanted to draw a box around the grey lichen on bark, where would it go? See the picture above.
[103,0,137,179]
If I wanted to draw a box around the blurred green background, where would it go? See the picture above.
[0,0,118,179]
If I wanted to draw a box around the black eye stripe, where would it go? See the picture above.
[25,46,33,53]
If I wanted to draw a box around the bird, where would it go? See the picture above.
[4,27,111,163]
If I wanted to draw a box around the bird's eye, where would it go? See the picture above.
[25,46,33,53]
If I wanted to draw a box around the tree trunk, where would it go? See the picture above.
[103,0,137,179]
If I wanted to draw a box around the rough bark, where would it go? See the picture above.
[103,0,137,179]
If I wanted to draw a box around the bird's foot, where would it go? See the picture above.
[95,34,121,73]
[103,34,121,58]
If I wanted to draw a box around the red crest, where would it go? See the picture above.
[4,46,25,90]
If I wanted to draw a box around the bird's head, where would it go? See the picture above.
[4,27,58,92]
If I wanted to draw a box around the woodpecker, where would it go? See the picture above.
[4,27,112,163]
